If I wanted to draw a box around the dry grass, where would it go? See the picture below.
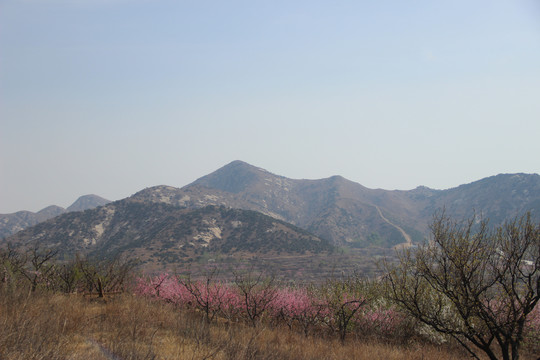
[1,287,532,360]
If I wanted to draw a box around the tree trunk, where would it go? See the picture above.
[98,277,104,298]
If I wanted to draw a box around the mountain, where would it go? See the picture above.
[131,161,540,247]
[130,161,426,247]
[4,198,332,267]
[0,195,111,239]
[3,161,539,260]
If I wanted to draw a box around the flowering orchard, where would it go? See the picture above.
[136,271,540,350]
[135,273,407,342]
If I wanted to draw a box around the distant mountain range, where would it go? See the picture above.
[2,161,539,267]
[0,195,110,239]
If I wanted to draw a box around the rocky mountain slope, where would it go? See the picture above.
[5,198,331,267]
[3,161,539,260]
[417,173,540,224]
[0,195,110,239]
[130,163,413,247]
[132,161,540,247]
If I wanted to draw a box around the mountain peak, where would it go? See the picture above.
[0,194,111,239]
[224,160,271,175]
[67,194,111,212]
[36,205,65,220]
[227,159,254,167]
[191,160,275,193]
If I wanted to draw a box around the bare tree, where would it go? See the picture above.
[0,244,25,290]
[179,267,227,323]
[234,269,278,327]
[77,255,137,297]
[318,273,367,343]
[15,245,58,293]
[386,212,540,360]
[51,259,84,294]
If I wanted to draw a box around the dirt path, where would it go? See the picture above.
[85,338,123,360]
[374,206,413,249]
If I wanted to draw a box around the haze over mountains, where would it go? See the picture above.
[2,161,540,268]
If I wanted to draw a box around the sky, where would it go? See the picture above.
[1,0,540,213]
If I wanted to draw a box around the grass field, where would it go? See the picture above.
[0,287,470,360]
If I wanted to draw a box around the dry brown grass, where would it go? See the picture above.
[0,287,525,360]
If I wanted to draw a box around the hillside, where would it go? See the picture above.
[130,161,540,247]
[5,198,332,267]
[419,173,540,224]
[132,162,418,247]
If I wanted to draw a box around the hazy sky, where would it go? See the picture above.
[1,0,540,213]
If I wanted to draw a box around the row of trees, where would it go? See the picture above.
[136,269,405,343]
[0,245,136,297]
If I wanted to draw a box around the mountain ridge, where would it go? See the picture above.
[4,198,332,269]
[2,161,539,252]
[125,161,540,247]
[0,195,111,239]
